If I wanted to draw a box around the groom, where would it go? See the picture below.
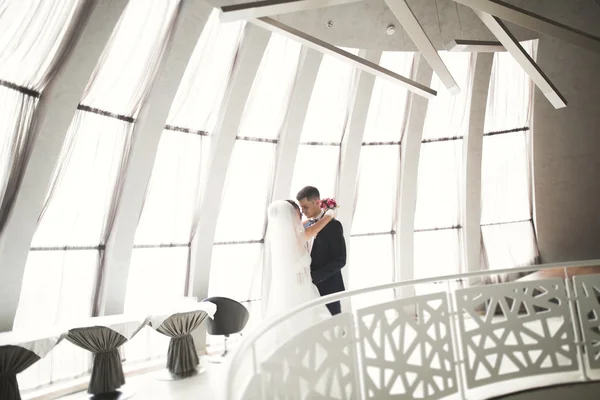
[296,186,347,315]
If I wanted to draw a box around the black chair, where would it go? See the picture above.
[202,297,249,359]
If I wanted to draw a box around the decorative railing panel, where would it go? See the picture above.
[241,312,356,399]
[455,278,578,388]
[356,292,458,399]
[226,266,600,400]
[573,274,600,370]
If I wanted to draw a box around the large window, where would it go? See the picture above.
[349,51,413,309]
[14,0,180,388]
[208,34,302,334]
[414,52,474,294]
[0,0,82,228]
[481,41,539,273]
[289,49,358,199]
[122,12,244,362]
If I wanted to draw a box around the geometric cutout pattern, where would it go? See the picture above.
[241,313,356,400]
[356,292,457,399]
[573,274,600,370]
[455,278,578,388]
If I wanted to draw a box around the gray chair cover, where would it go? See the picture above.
[0,345,40,400]
[67,327,127,395]
[156,311,209,375]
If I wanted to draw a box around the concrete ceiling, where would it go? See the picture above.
[205,0,599,51]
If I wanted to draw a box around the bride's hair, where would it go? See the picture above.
[285,199,301,214]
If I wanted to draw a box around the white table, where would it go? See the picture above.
[63,314,148,398]
[148,302,216,379]
[0,329,64,400]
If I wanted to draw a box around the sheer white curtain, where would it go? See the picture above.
[413,52,474,294]
[0,0,84,230]
[349,51,413,308]
[207,34,301,343]
[481,40,539,275]
[123,12,244,362]
[15,0,180,389]
[289,49,359,199]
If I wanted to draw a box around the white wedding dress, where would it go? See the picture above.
[261,200,329,350]
[230,201,341,400]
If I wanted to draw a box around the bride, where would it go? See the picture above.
[261,199,335,347]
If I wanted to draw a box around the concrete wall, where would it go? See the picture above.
[530,2,600,263]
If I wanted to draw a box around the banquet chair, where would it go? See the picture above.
[201,297,249,361]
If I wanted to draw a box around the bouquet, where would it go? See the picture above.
[320,198,338,210]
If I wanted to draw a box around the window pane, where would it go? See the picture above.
[414,229,461,295]
[484,41,535,133]
[422,52,473,141]
[0,88,37,201]
[238,34,301,140]
[214,141,275,242]
[362,52,413,143]
[134,131,207,245]
[415,141,463,230]
[14,250,99,329]
[352,145,400,234]
[167,11,244,132]
[290,145,340,199]
[299,51,358,143]
[124,247,189,313]
[349,235,395,309]
[123,247,189,363]
[81,0,180,116]
[481,132,531,224]
[0,0,82,89]
[14,250,98,387]
[209,243,263,302]
[482,221,539,269]
[31,112,132,247]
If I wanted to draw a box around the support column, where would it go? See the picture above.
[270,48,322,202]
[463,53,493,285]
[337,50,381,291]
[395,55,433,300]
[189,25,270,301]
[99,2,212,317]
[0,0,129,332]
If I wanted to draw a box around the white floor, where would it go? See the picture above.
[59,363,224,400]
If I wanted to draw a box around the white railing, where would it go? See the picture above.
[225,259,600,399]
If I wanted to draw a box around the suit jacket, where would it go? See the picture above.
[306,218,347,296]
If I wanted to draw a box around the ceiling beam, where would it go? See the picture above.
[475,11,567,109]
[453,0,600,55]
[219,0,363,22]
[384,0,460,95]
[252,17,437,99]
[446,39,506,52]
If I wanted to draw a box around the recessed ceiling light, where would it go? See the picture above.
[387,25,396,35]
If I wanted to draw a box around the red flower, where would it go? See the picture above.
[320,198,338,209]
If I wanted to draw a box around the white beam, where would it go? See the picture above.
[98,2,212,317]
[475,11,567,109]
[395,55,433,301]
[384,0,460,95]
[251,17,437,99]
[0,0,129,332]
[337,50,381,297]
[219,0,363,23]
[189,25,270,300]
[462,53,493,285]
[453,0,600,55]
[337,50,381,236]
[271,48,322,202]
[447,39,506,52]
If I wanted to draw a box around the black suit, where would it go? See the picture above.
[307,218,347,315]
